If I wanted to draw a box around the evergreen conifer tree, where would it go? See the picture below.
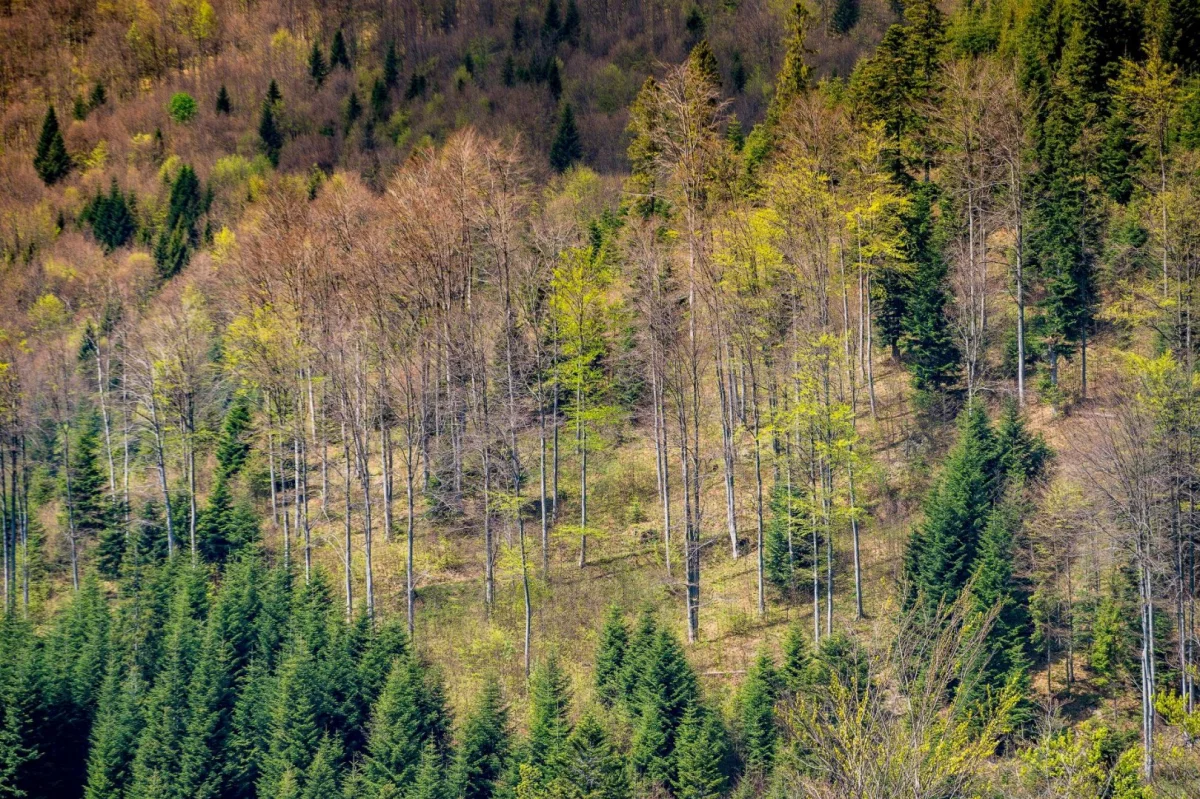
[594,606,627,706]
[216,85,231,114]
[258,647,322,799]
[365,655,449,793]
[549,103,581,172]
[738,651,777,775]
[905,403,997,610]
[673,705,730,799]
[309,41,328,86]
[620,608,657,711]
[216,397,253,480]
[528,652,572,775]
[225,659,272,799]
[384,41,401,88]
[300,735,340,799]
[550,711,629,799]
[260,98,283,167]
[454,677,510,799]
[330,30,351,69]
[34,106,71,185]
[779,622,812,697]
[409,740,447,799]
[631,629,698,788]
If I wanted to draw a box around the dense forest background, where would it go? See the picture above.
[3,0,1200,796]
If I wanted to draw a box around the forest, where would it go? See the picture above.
[2,0,1200,796]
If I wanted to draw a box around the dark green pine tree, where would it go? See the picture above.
[528,652,572,776]
[216,396,253,480]
[620,608,657,712]
[542,0,561,38]
[687,40,721,90]
[266,79,282,105]
[738,651,777,776]
[830,0,860,34]
[224,659,273,799]
[409,740,447,799]
[90,82,107,110]
[594,606,627,706]
[178,629,235,799]
[300,735,341,799]
[370,78,390,122]
[128,628,196,798]
[631,628,698,789]
[0,617,40,798]
[364,654,450,793]
[67,415,110,542]
[309,41,328,87]
[453,677,510,799]
[763,480,815,598]
[779,621,812,697]
[549,103,582,172]
[90,178,137,252]
[330,30,351,69]
[83,658,142,799]
[897,183,959,397]
[345,91,362,133]
[357,616,412,714]
[993,399,1050,483]
[259,97,283,167]
[258,647,322,799]
[904,402,997,610]
[384,41,401,89]
[672,704,731,799]
[155,164,204,279]
[546,58,563,100]
[810,632,869,695]
[34,106,71,185]
[216,85,232,114]
[550,710,629,799]
[969,492,1034,726]
[561,0,582,45]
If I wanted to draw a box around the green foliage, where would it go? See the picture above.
[454,677,510,799]
[763,481,818,598]
[593,606,627,706]
[34,106,71,185]
[631,628,698,789]
[364,654,450,794]
[830,0,859,35]
[83,178,138,252]
[168,93,199,123]
[528,652,572,775]
[309,41,328,86]
[672,704,730,799]
[549,104,582,172]
[549,711,629,799]
[216,85,232,114]
[259,96,283,167]
[330,30,350,70]
[384,41,401,88]
[738,651,777,774]
[155,164,204,279]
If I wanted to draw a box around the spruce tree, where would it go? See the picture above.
[216,85,232,114]
[561,0,581,45]
[763,481,814,598]
[779,621,812,697]
[453,677,510,799]
[345,91,362,132]
[969,492,1033,724]
[384,41,401,88]
[549,103,582,172]
[309,41,328,86]
[673,705,730,799]
[258,647,322,799]
[905,403,997,610]
[266,79,282,105]
[89,82,107,110]
[542,0,561,38]
[216,397,253,480]
[738,651,777,775]
[365,655,449,793]
[299,735,340,799]
[225,659,272,799]
[330,30,351,69]
[34,106,71,185]
[259,98,283,167]
[409,740,447,799]
[528,652,572,775]
[631,629,698,788]
[619,608,657,711]
[594,606,627,706]
[550,711,629,799]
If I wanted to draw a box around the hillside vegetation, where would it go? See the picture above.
[4,0,1200,797]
